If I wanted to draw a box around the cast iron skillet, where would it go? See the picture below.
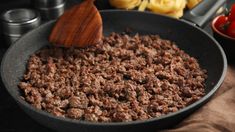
[1,0,227,132]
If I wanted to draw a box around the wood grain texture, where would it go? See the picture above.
[49,0,103,48]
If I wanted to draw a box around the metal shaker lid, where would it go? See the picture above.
[31,0,66,8]
[1,8,40,26]
[1,8,41,45]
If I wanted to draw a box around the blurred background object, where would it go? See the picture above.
[31,0,66,20]
[211,3,235,62]
[0,0,234,47]
[187,0,202,9]
[107,0,226,19]
[0,0,77,47]
[1,8,41,45]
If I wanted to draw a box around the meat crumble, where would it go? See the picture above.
[19,33,207,122]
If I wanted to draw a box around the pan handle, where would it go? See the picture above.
[182,0,226,27]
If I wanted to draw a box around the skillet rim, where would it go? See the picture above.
[0,10,227,126]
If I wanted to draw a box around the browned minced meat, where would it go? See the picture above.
[19,33,207,122]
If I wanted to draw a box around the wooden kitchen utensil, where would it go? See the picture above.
[49,0,102,47]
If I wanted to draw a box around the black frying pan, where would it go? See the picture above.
[1,0,227,132]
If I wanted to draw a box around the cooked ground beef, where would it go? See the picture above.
[19,33,207,122]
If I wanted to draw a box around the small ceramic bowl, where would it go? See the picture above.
[211,15,235,63]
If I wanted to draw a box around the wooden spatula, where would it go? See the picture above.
[49,0,102,48]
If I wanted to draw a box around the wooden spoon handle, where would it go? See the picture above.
[49,0,102,48]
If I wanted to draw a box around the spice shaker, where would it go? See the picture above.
[1,8,41,46]
[31,0,66,20]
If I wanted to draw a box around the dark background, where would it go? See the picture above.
[0,0,234,132]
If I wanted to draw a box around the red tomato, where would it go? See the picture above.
[214,15,228,33]
[226,21,235,38]
[228,4,235,22]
